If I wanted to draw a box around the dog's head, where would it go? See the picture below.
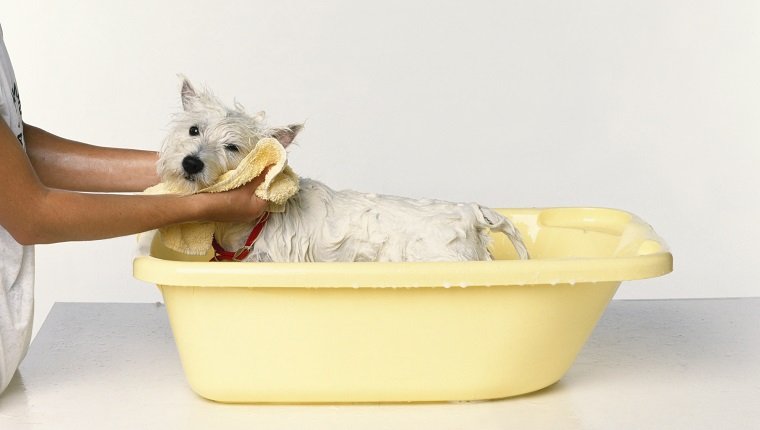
[158,77,302,194]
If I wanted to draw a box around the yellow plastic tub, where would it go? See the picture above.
[133,207,672,403]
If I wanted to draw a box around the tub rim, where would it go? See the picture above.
[133,253,672,289]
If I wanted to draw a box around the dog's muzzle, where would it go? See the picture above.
[182,155,205,175]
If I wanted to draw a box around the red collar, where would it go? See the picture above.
[211,212,270,262]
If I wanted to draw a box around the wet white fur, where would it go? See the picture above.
[159,78,529,262]
[216,178,529,262]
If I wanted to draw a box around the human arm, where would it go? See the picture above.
[23,123,160,192]
[0,121,267,245]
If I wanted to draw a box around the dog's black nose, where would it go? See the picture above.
[182,155,205,175]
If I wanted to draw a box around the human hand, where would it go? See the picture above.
[203,169,271,223]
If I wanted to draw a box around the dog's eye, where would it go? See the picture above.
[224,143,239,152]
[189,126,200,136]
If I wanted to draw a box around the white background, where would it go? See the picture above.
[3,1,759,335]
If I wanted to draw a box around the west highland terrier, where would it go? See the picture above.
[157,78,529,262]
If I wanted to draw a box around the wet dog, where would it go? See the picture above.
[157,78,529,262]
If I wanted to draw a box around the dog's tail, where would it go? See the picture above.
[479,207,530,260]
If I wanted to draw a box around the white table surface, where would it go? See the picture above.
[0,299,758,430]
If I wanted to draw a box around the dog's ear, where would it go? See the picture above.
[179,76,199,111]
[271,124,303,148]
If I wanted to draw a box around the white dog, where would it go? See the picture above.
[157,78,529,262]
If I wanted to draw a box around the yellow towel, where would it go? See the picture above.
[144,137,299,255]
